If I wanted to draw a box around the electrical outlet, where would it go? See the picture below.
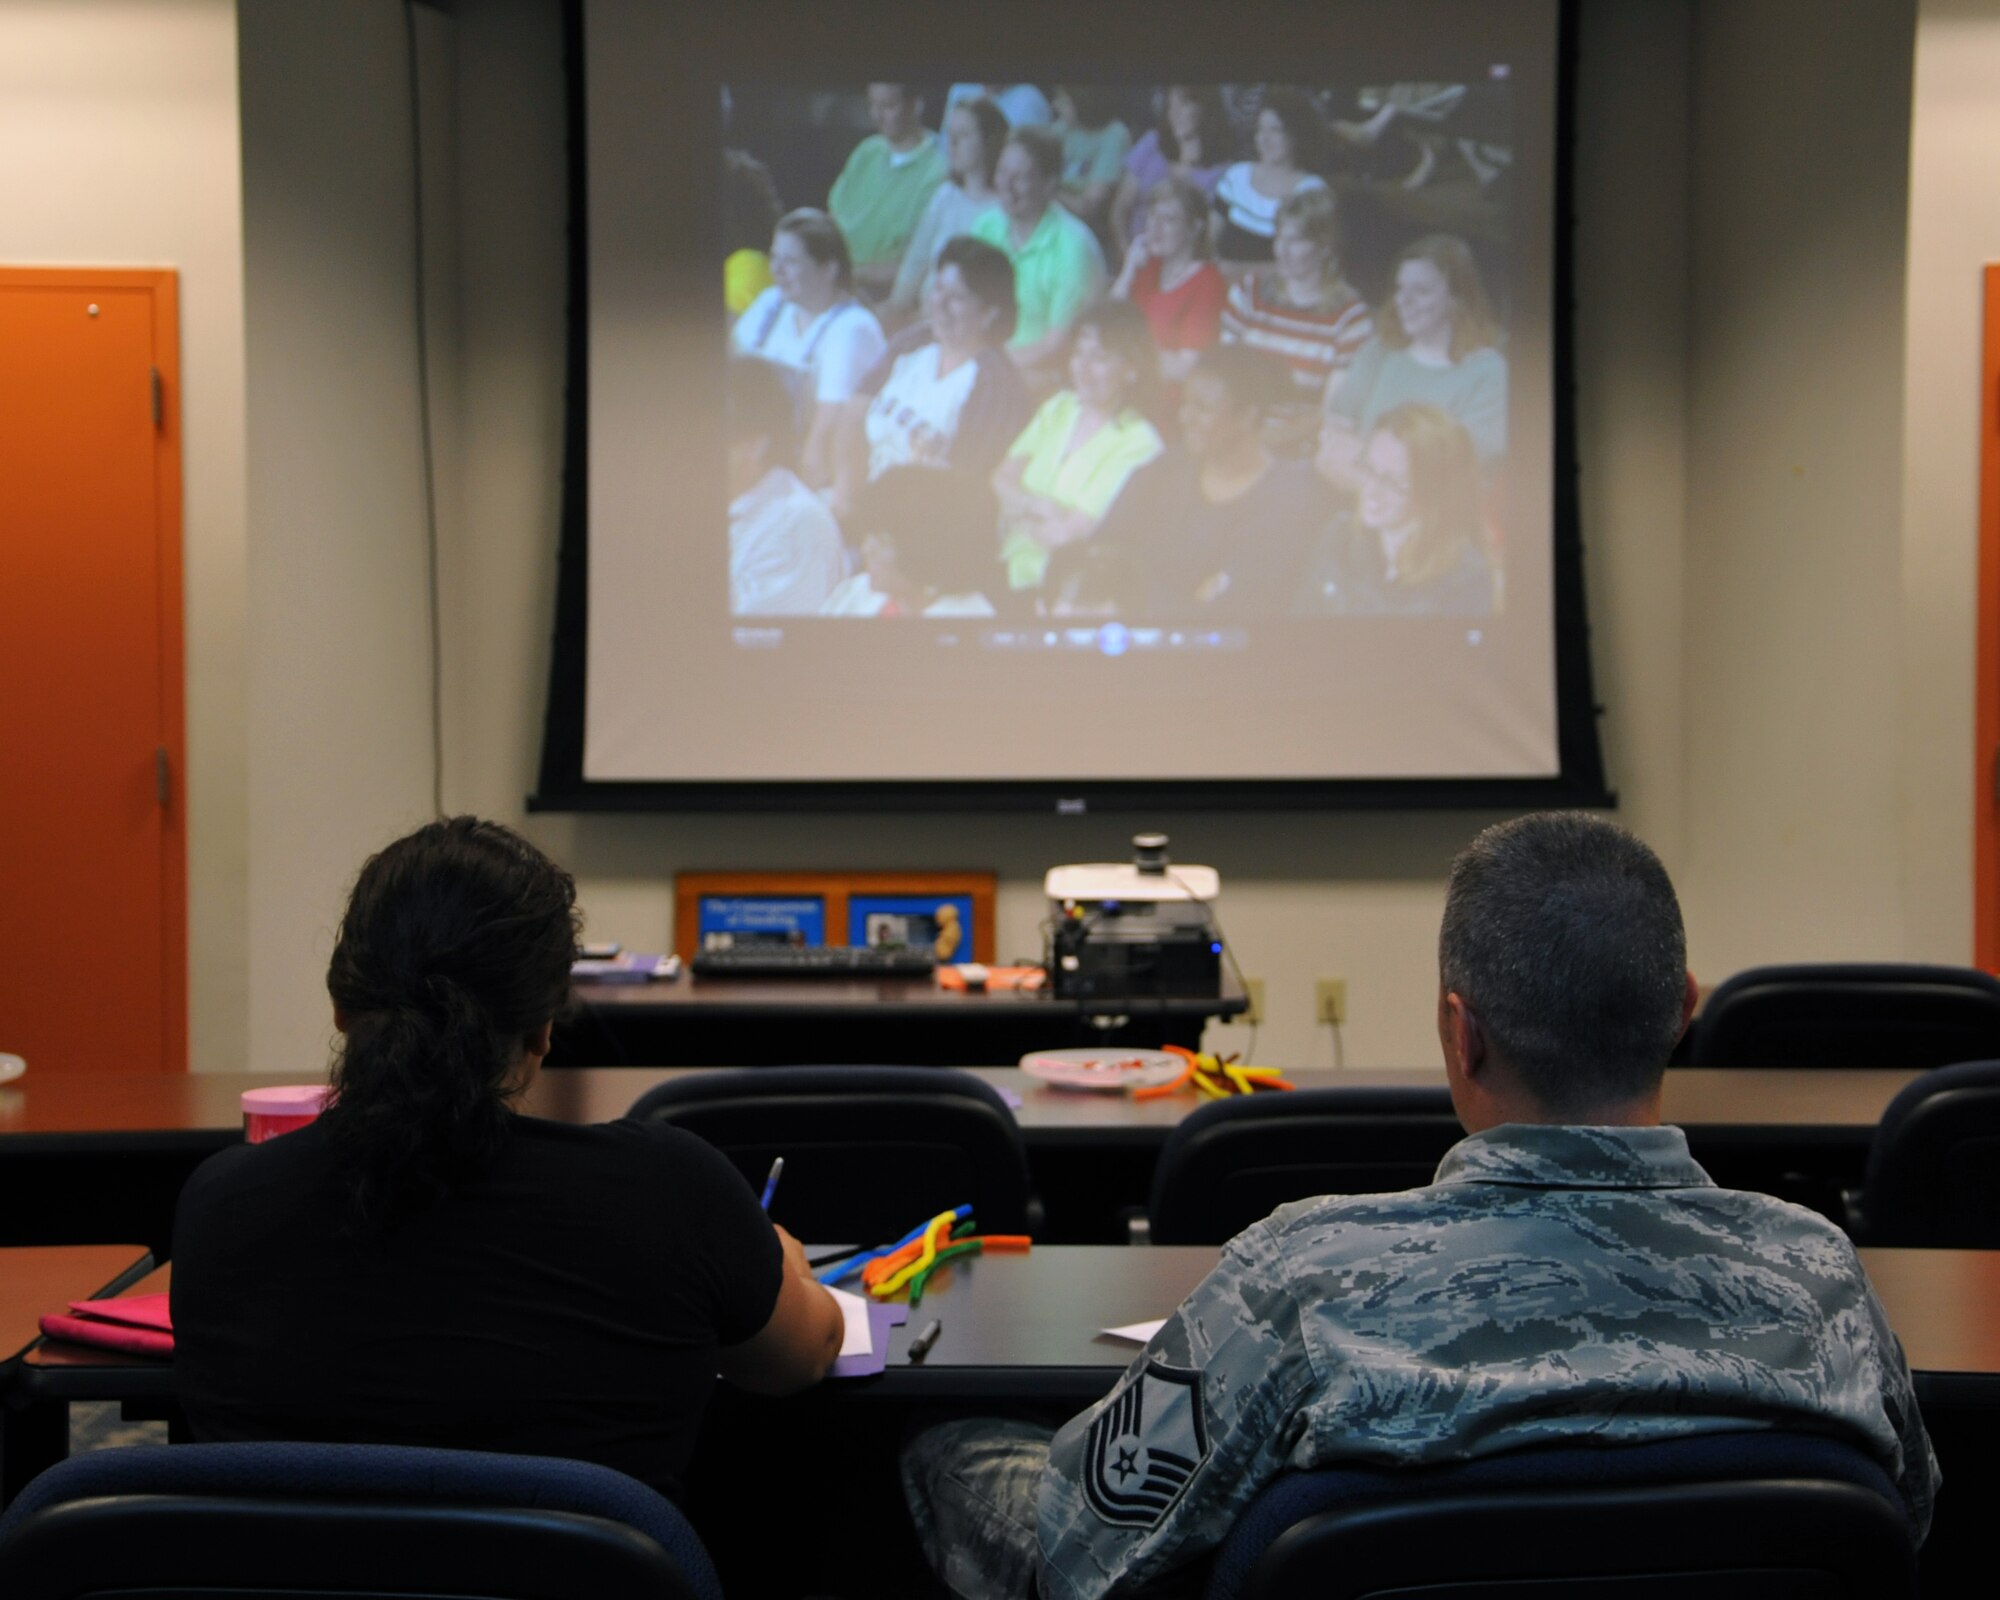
[1242,977,1266,1027]
[1315,977,1348,1026]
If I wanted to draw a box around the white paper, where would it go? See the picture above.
[830,1286,873,1358]
[1100,1319,1168,1344]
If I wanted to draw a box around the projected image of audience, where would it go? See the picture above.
[723,80,1512,625]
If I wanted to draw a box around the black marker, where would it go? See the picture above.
[908,1319,943,1362]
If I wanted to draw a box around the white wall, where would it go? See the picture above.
[1681,0,1916,971]
[0,0,249,1073]
[238,0,440,1075]
[53,0,1968,1072]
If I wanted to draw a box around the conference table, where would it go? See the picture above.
[6,1244,1999,1588]
[0,1063,1916,1144]
[19,1240,1994,1415]
[550,973,1253,1066]
[0,1065,1922,1251]
[0,1245,154,1500]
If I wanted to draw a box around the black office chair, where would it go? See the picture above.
[628,1066,1035,1240]
[1147,1088,1461,1246]
[1203,1431,1916,1600]
[0,1441,722,1599]
[1688,962,2000,1068]
[1850,1057,2000,1245]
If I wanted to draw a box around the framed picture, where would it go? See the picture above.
[674,872,996,963]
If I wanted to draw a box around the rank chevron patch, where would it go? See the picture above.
[1082,1359,1210,1528]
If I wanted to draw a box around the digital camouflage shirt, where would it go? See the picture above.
[1037,1123,1939,1600]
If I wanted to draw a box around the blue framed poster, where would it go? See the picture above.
[847,894,976,960]
[676,873,995,961]
[696,894,825,949]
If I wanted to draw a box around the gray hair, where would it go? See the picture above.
[1439,812,1687,1114]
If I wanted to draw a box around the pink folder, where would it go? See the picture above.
[39,1292,174,1357]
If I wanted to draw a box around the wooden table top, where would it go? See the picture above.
[526,1066,1921,1139]
[0,1066,1925,1147]
[21,1248,2000,1398]
[0,1072,303,1145]
[0,1246,152,1364]
[855,1244,2000,1388]
[573,974,1248,1017]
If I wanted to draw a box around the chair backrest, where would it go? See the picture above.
[1688,962,2000,1068]
[628,1066,1033,1239]
[1147,1088,1461,1246]
[1859,1057,2000,1245]
[0,1441,721,1600]
[1205,1431,1915,1600]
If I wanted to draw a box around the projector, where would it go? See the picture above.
[1044,834,1223,1001]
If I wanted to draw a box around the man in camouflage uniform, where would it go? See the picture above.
[902,812,1940,1600]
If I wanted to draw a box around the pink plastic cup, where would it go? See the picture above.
[241,1085,331,1144]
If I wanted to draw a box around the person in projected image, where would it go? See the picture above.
[726,356,845,617]
[831,235,1030,519]
[721,148,783,317]
[1110,174,1228,393]
[884,93,1009,321]
[1094,344,1321,621]
[993,299,1164,594]
[944,81,1055,130]
[1298,401,1495,617]
[1050,86,1132,242]
[1038,541,1147,621]
[1111,86,1228,261]
[970,126,1108,378]
[1219,185,1373,455]
[1209,88,1332,268]
[820,466,1000,618]
[1321,232,1507,480]
[828,83,949,303]
[730,208,887,489]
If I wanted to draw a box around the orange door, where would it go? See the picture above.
[0,269,186,1073]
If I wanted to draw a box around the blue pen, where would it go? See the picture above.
[759,1157,785,1212]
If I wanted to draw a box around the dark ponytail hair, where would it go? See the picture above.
[323,817,579,1229]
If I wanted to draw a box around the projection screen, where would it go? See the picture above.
[546,0,1602,809]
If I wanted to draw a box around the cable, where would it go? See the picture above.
[404,0,445,818]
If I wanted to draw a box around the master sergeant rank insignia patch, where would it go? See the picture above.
[1082,1360,1210,1528]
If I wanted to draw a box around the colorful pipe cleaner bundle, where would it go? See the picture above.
[814,1205,1031,1306]
[1130,1043,1295,1101]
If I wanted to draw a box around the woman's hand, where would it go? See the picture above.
[992,456,1036,520]
[1111,235,1153,301]
[1027,504,1099,551]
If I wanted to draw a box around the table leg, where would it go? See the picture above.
[0,1395,68,1506]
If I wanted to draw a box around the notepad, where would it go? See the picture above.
[569,953,676,982]
[830,1286,873,1358]
[827,1295,906,1379]
[1101,1319,1167,1343]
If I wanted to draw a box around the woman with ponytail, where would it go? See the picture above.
[172,817,841,1498]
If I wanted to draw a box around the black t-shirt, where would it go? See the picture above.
[170,1114,783,1500]
[1098,452,1327,620]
